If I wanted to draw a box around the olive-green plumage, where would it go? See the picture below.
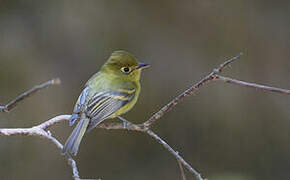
[62,51,149,155]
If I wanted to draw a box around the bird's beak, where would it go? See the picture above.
[136,63,150,70]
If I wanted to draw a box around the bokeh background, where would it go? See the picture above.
[0,1,290,180]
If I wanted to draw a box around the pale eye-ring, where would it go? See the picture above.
[121,67,131,73]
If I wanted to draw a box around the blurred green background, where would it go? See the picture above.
[0,1,290,180]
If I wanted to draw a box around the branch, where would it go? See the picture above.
[0,114,201,180]
[143,53,243,127]
[98,120,203,179]
[146,130,199,179]
[0,115,85,180]
[214,75,290,95]
[0,78,61,112]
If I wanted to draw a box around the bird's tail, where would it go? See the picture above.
[62,117,90,155]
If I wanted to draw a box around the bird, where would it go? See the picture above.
[62,50,149,155]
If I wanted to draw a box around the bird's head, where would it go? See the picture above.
[101,50,149,81]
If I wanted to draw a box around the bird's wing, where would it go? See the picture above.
[86,89,135,131]
[69,87,90,126]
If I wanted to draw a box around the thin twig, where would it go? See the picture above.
[0,78,61,112]
[214,75,290,95]
[177,159,187,180]
[146,130,201,180]
[143,53,243,127]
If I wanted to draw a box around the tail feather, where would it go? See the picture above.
[62,118,90,155]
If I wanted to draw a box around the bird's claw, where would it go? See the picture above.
[122,121,127,129]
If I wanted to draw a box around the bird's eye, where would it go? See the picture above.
[121,67,131,73]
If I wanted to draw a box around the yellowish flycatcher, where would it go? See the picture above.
[62,51,149,155]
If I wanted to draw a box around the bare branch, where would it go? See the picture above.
[214,52,243,73]
[0,115,86,180]
[38,114,71,130]
[0,114,200,179]
[97,121,202,179]
[143,53,243,128]
[0,78,61,112]
[146,130,202,180]
[215,75,290,95]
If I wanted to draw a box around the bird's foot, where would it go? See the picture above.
[117,116,132,129]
